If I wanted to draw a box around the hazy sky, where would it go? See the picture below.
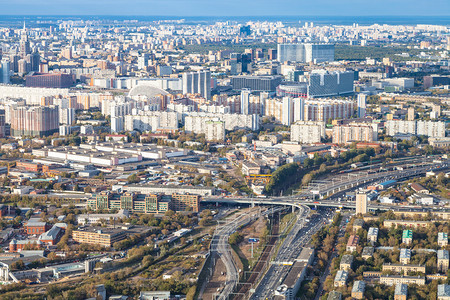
[1,0,449,16]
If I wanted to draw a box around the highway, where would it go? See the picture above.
[209,208,283,300]
[249,206,327,299]
[203,159,450,213]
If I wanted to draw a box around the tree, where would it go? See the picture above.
[127,174,140,184]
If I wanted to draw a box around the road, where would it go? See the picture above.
[203,159,450,213]
[209,208,283,300]
[250,206,328,299]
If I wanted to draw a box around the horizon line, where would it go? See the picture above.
[0,14,450,17]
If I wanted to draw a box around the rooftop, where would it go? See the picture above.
[438,249,449,260]
[438,284,450,297]
[394,283,408,296]
[327,291,342,300]
[335,270,348,282]
[402,230,413,239]
[351,281,365,293]
[400,248,412,259]
[353,219,364,227]
[368,227,379,236]
[362,247,374,256]
[340,254,354,265]
[347,235,359,246]
[438,232,448,240]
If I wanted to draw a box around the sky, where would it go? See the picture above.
[1,0,449,16]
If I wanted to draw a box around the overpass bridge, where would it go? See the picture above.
[203,159,450,211]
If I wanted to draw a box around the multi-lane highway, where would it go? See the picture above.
[249,206,328,299]
[203,157,450,299]
[208,208,285,300]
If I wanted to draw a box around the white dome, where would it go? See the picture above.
[128,84,169,99]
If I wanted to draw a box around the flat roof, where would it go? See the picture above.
[395,283,408,296]
[352,281,365,293]
[438,250,449,260]
[400,248,412,259]
[340,254,353,265]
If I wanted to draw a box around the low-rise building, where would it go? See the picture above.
[139,291,172,300]
[380,275,425,286]
[438,232,448,247]
[402,230,413,245]
[400,248,412,264]
[383,220,430,229]
[241,160,261,175]
[334,270,348,287]
[339,254,353,271]
[353,219,364,232]
[362,247,374,260]
[367,227,379,245]
[346,235,359,252]
[351,281,365,300]
[382,264,426,274]
[394,283,408,300]
[327,291,342,300]
[25,219,51,235]
[39,224,65,245]
[438,284,450,300]
[410,183,429,194]
[9,239,43,252]
[77,210,130,225]
[437,250,449,273]
[72,227,127,247]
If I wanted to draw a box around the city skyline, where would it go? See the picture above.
[0,0,449,16]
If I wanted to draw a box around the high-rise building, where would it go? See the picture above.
[137,54,149,70]
[0,60,10,84]
[356,191,368,215]
[268,49,277,60]
[10,105,59,137]
[230,53,251,75]
[0,109,5,138]
[293,98,305,122]
[357,94,367,118]
[240,89,251,115]
[59,108,75,125]
[307,70,354,98]
[277,43,335,63]
[333,122,378,144]
[231,75,282,92]
[290,121,325,144]
[304,99,355,122]
[386,120,445,137]
[282,97,293,125]
[182,70,211,100]
[19,23,31,58]
[25,73,74,88]
[205,120,225,142]
[408,107,415,121]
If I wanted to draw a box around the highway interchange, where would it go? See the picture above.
[204,157,450,299]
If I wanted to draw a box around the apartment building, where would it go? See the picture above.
[340,254,353,271]
[380,275,425,286]
[290,121,325,144]
[367,227,379,245]
[438,232,448,247]
[437,250,449,273]
[346,235,359,252]
[402,230,413,245]
[394,283,408,300]
[334,270,348,287]
[400,249,412,264]
[382,264,425,274]
[351,281,365,300]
